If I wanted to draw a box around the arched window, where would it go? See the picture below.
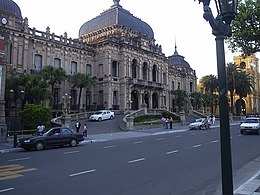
[86,64,92,75]
[132,59,137,78]
[152,64,157,82]
[71,61,77,75]
[143,62,148,81]
[54,58,61,68]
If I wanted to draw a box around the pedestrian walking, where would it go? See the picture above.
[75,121,81,133]
[169,116,173,129]
[83,124,88,137]
[165,117,169,129]
[162,117,166,128]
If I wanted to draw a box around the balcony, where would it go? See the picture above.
[127,78,165,89]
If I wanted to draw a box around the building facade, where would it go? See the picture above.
[233,55,260,115]
[0,0,197,117]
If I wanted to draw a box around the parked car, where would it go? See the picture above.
[189,118,210,130]
[240,117,260,135]
[89,110,115,121]
[17,127,84,151]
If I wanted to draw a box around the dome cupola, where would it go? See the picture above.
[0,0,22,19]
[79,0,154,38]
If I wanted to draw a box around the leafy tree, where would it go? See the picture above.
[19,104,52,130]
[200,74,218,93]
[226,62,240,114]
[70,73,95,112]
[227,0,260,56]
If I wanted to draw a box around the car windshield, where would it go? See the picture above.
[195,119,203,122]
[95,112,103,115]
[244,119,259,123]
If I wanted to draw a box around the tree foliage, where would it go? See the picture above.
[19,104,52,130]
[227,0,260,56]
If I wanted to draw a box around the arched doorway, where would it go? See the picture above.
[152,92,159,109]
[235,98,246,116]
[131,90,139,110]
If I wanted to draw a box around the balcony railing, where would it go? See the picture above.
[127,78,165,89]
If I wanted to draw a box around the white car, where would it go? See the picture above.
[189,118,210,130]
[89,110,115,121]
[240,117,260,135]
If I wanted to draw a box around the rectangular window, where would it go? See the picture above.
[172,81,175,91]
[54,58,61,68]
[71,61,77,75]
[98,91,103,105]
[112,61,118,77]
[86,64,92,75]
[34,54,42,70]
[54,88,60,105]
[98,64,103,77]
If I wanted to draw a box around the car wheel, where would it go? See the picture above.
[199,126,202,130]
[257,129,260,135]
[110,115,113,120]
[240,130,245,135]
[98,117,102,122]
[70,139,77,147]
[35,141,44,151]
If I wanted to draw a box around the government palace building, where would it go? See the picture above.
[0,0,197,118]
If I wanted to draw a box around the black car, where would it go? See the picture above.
[17,127,84,151]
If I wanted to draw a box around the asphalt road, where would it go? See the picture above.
[0,125,259,195]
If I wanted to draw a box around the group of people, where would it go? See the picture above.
[162,116,173,129]
[75,121,88,137]
[36,124,45,135]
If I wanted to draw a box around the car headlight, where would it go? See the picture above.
[24,140,31,143]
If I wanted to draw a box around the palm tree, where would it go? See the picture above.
[235,71,255,115]
[23,74,52,104]
[190,92,203,110]
[200,74,218,113]
[200,74,218,93]
[70,73,95,112]
[41,66,67,94]
[172,89,188,112]
[226,62,240,114]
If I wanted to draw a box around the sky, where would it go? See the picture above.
[14,0,242,80]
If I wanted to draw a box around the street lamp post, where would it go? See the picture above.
[196,0,238,194]
[9,89,25,148]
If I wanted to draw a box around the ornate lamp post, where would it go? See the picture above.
[9,89,25,148]
[196,0,238,194]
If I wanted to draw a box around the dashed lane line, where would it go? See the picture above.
[69,169,96,177]
[211,140,219,143]
[133,141,143,144]
[156,138,165,141]
[192,144,202,148]
[103,145,116,149]
[0,188,14,193]
[8,157,31,162]
[166,150,179,155]
[64,151,79,155]
[128,158,145,164]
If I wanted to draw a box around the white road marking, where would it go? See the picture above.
[175,135,182,138]
[238,134,242,137]
[128,158,145,164]
[64,151,79,155]
[8,157,31,162]
[103,145,116,149]
[0,188,14,193]
[69,169,96,177]
[211,140,219,143]
[156,138,165,141]
[133,141,143,144]
[166,150,179,154]
[192,144,202,148]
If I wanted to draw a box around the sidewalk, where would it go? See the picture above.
[1,123,259,195]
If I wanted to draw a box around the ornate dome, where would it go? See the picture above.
[0,0,22,19]
[168,45,191,69]
[79,0,154,38]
